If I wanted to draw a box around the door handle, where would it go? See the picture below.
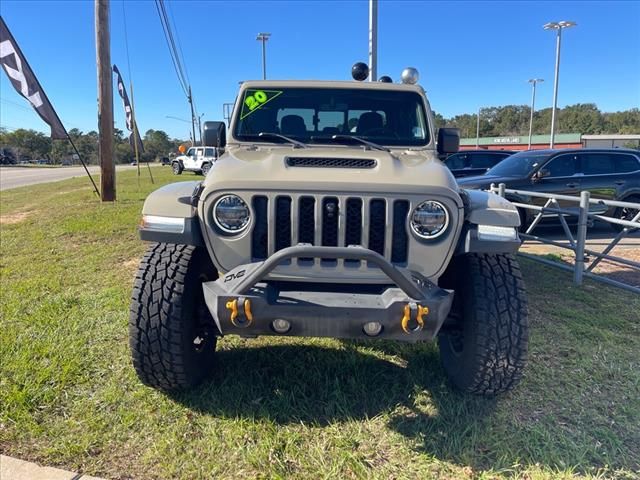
[566,182,578,188]
[614,180,625,186]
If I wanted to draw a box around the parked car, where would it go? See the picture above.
[444,150,514,178]
[160,156,171,166]
[172,146,217,175]
[457,148,640,230]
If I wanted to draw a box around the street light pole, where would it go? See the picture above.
[544,21,576,148]
[256,33,271,80]
[475,107,481,148]
[528,78,544,150]
[368,0,378,81]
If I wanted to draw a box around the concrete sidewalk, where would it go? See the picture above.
[0,455,104,480]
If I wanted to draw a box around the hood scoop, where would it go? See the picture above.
[285,157,377,169]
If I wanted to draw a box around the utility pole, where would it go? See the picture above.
[528,78,544,150]
[368,0,378,81]
[256,33,271,80]
[544,21,576,148]
[95,0,115,201]
[188,86,197,146]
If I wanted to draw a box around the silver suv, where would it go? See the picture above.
[130,67,528,396]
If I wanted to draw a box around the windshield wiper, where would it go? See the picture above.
[316,134,390,152]
[257,132,308,149]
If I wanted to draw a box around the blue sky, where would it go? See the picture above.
[1,0,639,140]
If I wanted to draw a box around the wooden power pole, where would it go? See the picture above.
[95,0,115,201]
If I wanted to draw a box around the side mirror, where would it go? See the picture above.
[437,128,460,155]
[534,168,550,181]
[203,121,226,148]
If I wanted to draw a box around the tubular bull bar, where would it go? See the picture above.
[202,245,454,342]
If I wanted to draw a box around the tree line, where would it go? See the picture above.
[0,127,186,165]
[2,103,638,163]
[433,103,639,139]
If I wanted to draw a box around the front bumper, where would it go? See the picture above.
[202,245,454,342]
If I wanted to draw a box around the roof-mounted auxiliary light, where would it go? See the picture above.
[401,67,419,85]
[378,75,393,83]
[352,62,369,81]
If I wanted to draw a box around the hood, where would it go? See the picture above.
[201,145,460,196]
[456,174,520,190]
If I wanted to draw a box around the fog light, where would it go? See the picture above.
[363,321,383,337]
[272,319,291,334]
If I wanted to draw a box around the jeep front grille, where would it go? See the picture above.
[251,195,409,266]
[286,157,377,169]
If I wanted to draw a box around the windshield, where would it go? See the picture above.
[486,151,553,177]
[233,87,429,146]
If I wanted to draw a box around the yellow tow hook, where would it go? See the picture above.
[226,297,254,328]
[401,302,429,334]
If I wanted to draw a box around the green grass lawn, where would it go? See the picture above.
[1,170,639,479]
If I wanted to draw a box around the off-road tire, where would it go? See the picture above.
[612,195,639,232]
[201,162,211,176]
[438,253,528,396]
[129,243,218,391]
[172,161,183,175]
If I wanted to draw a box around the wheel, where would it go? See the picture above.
[201,162,211,176]
[438,253,528,396]
[129,243,218,391]
[612,195,639,232]
[172,161,183,175]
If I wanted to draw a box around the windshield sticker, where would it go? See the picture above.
[240,89,283,119]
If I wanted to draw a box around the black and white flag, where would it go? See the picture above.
[0,16,67,139]
[113,64,143,153]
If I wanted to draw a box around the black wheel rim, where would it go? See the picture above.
[447,329,465,356]
[621,206,639,223]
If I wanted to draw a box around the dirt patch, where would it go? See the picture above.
[524,245,640,289]
[122,257,140,274]
[0,211,33,225]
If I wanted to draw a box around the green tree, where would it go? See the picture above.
[2,129,51,159]
[142,129,173,161]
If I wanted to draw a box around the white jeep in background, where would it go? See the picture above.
[172,146,217,176]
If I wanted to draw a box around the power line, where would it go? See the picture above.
[166,0,190,87]
[154,0,189,97]
[121,0,133,80]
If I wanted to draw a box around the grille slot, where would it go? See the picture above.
[368,199,386,256]
[298,197,315,262]
[286,157,377,169]
[251,196,268,260]
[322,197,339,265]
[345,198,363,266]
[275,197,292,252]
[391,200,409,264]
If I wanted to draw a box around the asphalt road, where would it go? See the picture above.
[0,165,143,191]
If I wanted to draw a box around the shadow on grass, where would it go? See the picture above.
[171,342,502,471]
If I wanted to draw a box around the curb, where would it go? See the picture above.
[0,455,105,480]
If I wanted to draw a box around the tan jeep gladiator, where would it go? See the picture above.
[130,66,528,396]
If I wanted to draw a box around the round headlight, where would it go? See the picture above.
[213,195,250,234]
[410,200,449,239]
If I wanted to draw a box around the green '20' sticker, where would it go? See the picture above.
[240,89,283,119]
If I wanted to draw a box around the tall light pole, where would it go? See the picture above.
[543,21,576,148]
[256,33,271,80]
[527,78,544,150]
[475,107,481,148]
[368,0,378,81]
